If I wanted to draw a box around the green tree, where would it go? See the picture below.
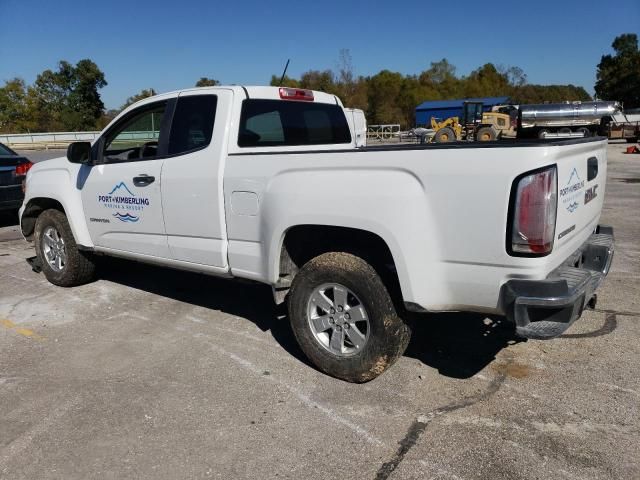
[195,77,219,87]
[29,59,107,131]
[418,59,462,99]
[299,70,336,92]
[463,63,510,97]
[269,74,299,87]
[121,88,157,110]
[0,78,31,133]
[366,70,405,125]
[510,84,591,104]
[595,33,640,108]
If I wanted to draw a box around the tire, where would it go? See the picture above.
[434,127,456,143]
[34,209,96,287]
[476,126,497,141]
[288,252,411,383]
[577,127,591,137]
[538,129,550,139]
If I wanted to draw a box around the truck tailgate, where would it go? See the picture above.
[553,139,607,259]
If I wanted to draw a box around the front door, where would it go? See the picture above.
[80,99,172,258]
[160,90,232,269]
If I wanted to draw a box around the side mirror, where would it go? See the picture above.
[67,142,92,164]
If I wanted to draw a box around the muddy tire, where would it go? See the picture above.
[476,126,497,141]
[434,127,456,143]
[288,252,411,383]
[34,209,96,287]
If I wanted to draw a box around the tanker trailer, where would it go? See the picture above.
[517,101,621,139]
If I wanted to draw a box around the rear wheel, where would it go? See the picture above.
[577,127,591,137]
[476,126,497,141]
[434,127,456,143]
[538,129,550,139]
[288,252,411,383]
[34,209,96,287]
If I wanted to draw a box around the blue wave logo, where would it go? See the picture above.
[566,168,581,186]
[108,182,135,196]
[566,202,579,213]
[113,212,139,222]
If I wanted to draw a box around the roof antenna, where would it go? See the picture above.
[279,59,290,86]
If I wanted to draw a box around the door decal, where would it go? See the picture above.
[98,181,150,222]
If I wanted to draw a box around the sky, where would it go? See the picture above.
[1,0,638,110]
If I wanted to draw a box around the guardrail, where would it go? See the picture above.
[0,131,161,150]
[366,124,401,143]
[0,131,101,149]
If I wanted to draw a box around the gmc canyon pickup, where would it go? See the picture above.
[19,86,614,382]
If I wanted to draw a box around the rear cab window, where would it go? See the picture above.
[238,100,351,148]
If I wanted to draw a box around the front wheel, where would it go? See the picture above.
[434,127,456,143]
[34,209,96,287]
[476,126,497,141]
[288,252,411,383]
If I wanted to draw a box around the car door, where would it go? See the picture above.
[160,89,232,269]
[79,99,173,258]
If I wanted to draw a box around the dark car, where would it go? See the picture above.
[0,143,33,212]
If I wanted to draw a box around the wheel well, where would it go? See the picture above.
[20,198,65,240]
[277,225,403,305]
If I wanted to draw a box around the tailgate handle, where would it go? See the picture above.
[587,157,598,181]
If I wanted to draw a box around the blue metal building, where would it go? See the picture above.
[415,96,510,126]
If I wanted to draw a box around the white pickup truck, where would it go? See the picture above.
[19,86,614,382]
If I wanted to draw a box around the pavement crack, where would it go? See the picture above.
[374,371,507,480]
[561,313,617,339]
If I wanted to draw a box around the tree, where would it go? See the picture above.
[367,70,405,125]
[299,70,336,92]
[510,84,591,104]
[195,77,219,87]
[121,88,157,110]
[463,63,510,97]
[0,78,31,133]
[269,74,299,87]
[28,59,107,131]
[595,33,640,108]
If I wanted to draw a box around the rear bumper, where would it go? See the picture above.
[500,225,614,339]
[0,185,23,211]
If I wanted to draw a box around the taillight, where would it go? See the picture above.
[15,161,33,177]
[509,166,557,255]
[279,87,314,101]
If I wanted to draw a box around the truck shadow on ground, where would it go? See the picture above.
[99,258,522,379]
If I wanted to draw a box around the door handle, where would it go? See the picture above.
[133,175,155,187]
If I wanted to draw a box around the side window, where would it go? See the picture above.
[104,102,167,162]
[498,117,506,127]
[238,99,351,147]
[304,110,333,143]
[168,95,217,155]
[245,111,284,143]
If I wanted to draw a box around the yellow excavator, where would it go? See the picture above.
[431,101,515,143]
